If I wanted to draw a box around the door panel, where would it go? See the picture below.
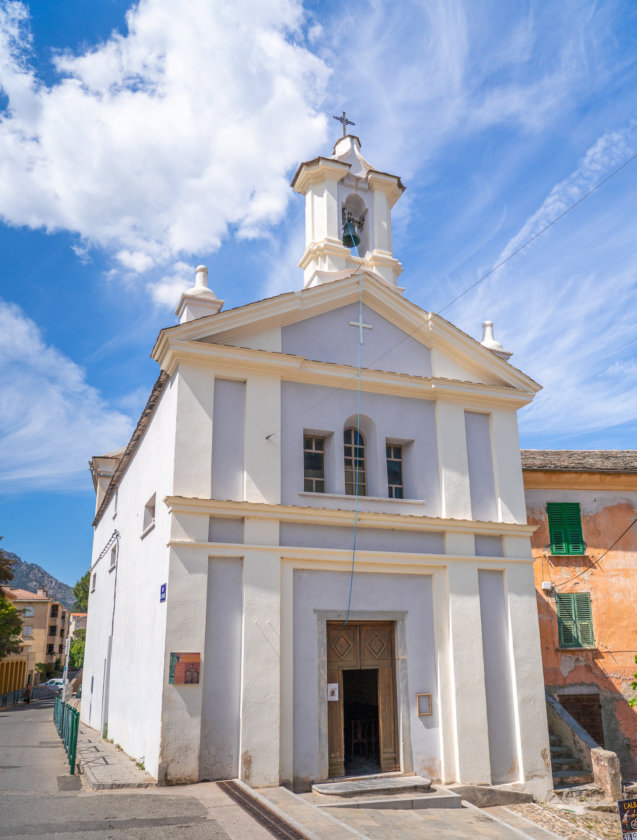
[327,621,399,777]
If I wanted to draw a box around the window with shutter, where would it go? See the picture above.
[556,592,595,648]
[547,503,585,555]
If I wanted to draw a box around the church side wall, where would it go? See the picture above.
[82,374,177,778]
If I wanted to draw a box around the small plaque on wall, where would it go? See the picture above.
[169,652,200,685]
[327,683,339,701]
[417,693,432,716]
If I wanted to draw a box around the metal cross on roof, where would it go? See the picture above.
[333,111,355,137]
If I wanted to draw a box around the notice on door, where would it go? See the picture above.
[327,683,339,701]
[618,799,637,840]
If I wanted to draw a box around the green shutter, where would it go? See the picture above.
[556,592,594,648]
[574,592,595,647]
[547,503,584,555]
[556,593,577,647]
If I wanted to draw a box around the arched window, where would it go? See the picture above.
[344,427,367,496]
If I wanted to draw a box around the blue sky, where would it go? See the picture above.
[1,0,636,587]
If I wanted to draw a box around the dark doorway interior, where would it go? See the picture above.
[558,694,605,747]
[343,668,380,776]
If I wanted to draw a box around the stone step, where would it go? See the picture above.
[312,775,432,798]
[551,757,583,770]
[314,789,462,810]
[549,745,571,757]
[552,769,595,787]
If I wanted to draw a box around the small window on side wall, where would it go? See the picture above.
[91,572,96,592]
[547,503,584,555]
[109,545,117,570]
[386,444,404,498]
[303,436,325,492]
[23,606,34,617]
[143,494,156,534]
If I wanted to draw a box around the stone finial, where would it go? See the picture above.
[480,320,513,361]
[195,265,209,289]
[175,264,224,324]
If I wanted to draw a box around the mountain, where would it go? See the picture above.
[4,553,75,611]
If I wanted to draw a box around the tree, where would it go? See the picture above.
[69,629,86,670]
[0,598,23,659]
[73,571,90,612]
[0,536,16,593]
[35,662,48,681]
[0,537,21,660]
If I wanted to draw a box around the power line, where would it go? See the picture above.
[554,516,637,589]
[438,150,637,314]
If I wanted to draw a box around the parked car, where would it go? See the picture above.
[43,678,65,692]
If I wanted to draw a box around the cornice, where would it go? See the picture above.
[366,170,405,206]
[291,157,350,193]
[523,470,637,491]
[166,541,534,566]
[151,274,536,395]
[165,495,537,537]
[159,339,535,407]
[298,238,351,270]
[428,314,540,394]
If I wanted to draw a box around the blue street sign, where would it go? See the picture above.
[160,583,167,603]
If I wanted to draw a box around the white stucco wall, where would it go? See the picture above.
[281,303,432,377]
[292,569,438,785]
[82,374,177,777]
[281,381,441,514]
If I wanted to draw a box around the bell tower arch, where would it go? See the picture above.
[291,132,405,290]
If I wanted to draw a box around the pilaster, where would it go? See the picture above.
[491,408,527,523]
[159,545,209,784]
[244,374,281,504]
[505,563,553,798]
[446,560,492,784]
[239,531,281,786]
[172,365,214,498]
[436,400,471,519]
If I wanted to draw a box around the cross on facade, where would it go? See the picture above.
[333,111,355,137]
[349,315,373,344]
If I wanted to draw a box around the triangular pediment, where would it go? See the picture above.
[152,273,539,394]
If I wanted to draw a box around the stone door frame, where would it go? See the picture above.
[315,609,412,781]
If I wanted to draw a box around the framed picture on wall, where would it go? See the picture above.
[417,693,432,716]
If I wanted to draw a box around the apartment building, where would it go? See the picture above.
[5,587,70,684]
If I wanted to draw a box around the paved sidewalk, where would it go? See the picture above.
[76,721,155,789]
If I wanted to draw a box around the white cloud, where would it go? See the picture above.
[0,0,329,270]
[150,260,194,307]
[0,299,133,490]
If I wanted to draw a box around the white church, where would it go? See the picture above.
[83,127,552,798]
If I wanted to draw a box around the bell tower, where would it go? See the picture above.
[291,118,405,290]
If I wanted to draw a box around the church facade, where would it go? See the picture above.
[83,133,552,798]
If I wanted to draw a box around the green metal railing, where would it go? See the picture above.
[0,689,23,708]
[53,697,79,774]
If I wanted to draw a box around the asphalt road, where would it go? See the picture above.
[0,698,273,839]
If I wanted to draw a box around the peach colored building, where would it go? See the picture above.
[522,450,637,774]
[4,587,70,685]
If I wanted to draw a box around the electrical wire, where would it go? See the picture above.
[344,221,364,625]
[554,515,637,588]
[263,149,637,443]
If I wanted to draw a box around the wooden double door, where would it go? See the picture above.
[327,621,399,777]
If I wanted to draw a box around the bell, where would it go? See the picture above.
[342,219,360,249]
